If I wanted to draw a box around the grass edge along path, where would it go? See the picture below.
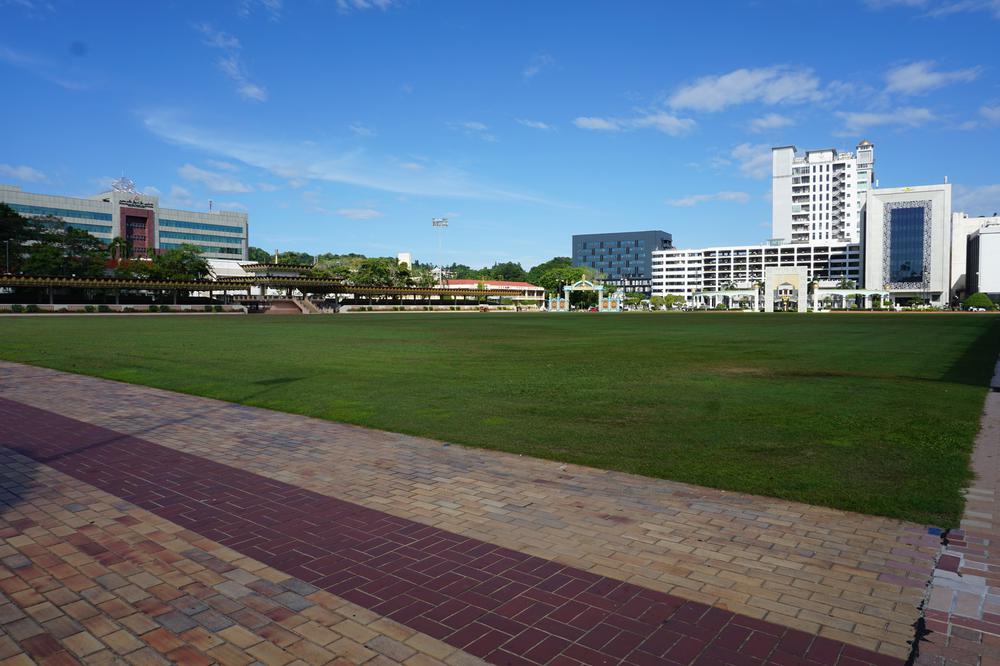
[1,312,998,527]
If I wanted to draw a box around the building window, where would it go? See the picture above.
[887,206,927,284]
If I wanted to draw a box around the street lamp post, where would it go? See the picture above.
[432,217,448,285]
[3,240,9,275]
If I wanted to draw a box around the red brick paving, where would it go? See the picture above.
[0,396,905,665]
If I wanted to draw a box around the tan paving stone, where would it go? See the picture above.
[0,360,951,660]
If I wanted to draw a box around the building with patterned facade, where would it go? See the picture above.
[0,183,248,260]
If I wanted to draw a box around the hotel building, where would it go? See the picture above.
[0,183,248,260]
[771,141,874,244]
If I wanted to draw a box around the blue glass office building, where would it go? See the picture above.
[572,230,673,294]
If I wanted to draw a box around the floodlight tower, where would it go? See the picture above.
[432,217,448,284]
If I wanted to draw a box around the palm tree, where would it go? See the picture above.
[108,237,132,261]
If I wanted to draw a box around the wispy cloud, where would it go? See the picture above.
[981,104,1000,124]
[712,144,774,179]
[954,183,1000,214]
[449,121,498,142]
[836,107,935,132]
[666,191,750,207]
[523,53,555,80]
[0,163,46,183]
[0,44,95,90]
[748,113,794,133]
[195,23,267,102]
[516,119,552,130]
[669,66,823,112]
[573,111,695,136]
[863,0,1000,19]
[239,0,283,19]
[885,60,981,94]
[178,163,253,193]
[206,159,240,172]
[143,112,562,205]
[336,207,382,219]
[337,0,398,12]
[349,121,376,137]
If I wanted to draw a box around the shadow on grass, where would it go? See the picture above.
[941,317,1000,387]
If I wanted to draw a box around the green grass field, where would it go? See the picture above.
[1,312,997,526]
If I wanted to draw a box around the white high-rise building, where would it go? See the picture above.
[771,141,874,245]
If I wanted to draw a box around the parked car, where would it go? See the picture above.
[588,306,599,312]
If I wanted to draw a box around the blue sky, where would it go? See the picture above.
[2,0,999,268]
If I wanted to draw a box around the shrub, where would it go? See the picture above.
[963,292,996,310]
[98,304,111,313]
[148,305,160,313]
[204,305,213,312]
[58,307,69,313]
[160,305,172,313]
[26,304,40,313]
[11,304,24,313]
[122,307,136,313]
[213,305,223,312]
[84,305,96,313]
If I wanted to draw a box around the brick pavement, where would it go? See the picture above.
[0,360,951,663]
[916,389,1000,666]
[0,443,477,666]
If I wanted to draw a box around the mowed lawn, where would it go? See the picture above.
[1,312,997,526]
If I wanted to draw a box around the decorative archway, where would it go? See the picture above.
[548,277,622,312]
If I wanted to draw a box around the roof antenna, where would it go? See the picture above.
[208,199,214,212]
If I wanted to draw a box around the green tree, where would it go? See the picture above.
[526,257,572,285]
[963,292,996,310]
[18,220,107,277]
[487,261,528,282]
[624,292,645,307]
[353,257,395,286]
[248,246,272,263]
[121,244,209,281]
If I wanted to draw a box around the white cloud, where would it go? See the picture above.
[195,23,241,49]
[206,159,240,172]
[195,23,267,102]
[142,186,162,196]
[214,201,248,211]
[573,111,695,136]
[239,0,283,19]
[349,121,376,137]
[218,55,267,102]
[885,60,981,95]
[0,45,94,91]
[256,182,280,191]
[980,104,1000,124]
[399,162,425,171]
[730,143,772,179]
[337,0,397,12]
[836,107,935,132]
[748,113,794,133]
[523,53,555,80]
[953,184,1000,214]
[450,121,497,142]
[669,66,822,112]
[144,112,560,205]
[336,207,382,220]
[166,185,199,208]
[666,191,751,207]
[178,163,253,193]
[0,163,46,183]
[517,119,552,130]
[864,0,1000,19]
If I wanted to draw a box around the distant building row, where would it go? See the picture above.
[574,140,999,307]
[1,183,249,261]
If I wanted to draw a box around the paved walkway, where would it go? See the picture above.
[0,361,959,664]
[916,389,1000,666]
